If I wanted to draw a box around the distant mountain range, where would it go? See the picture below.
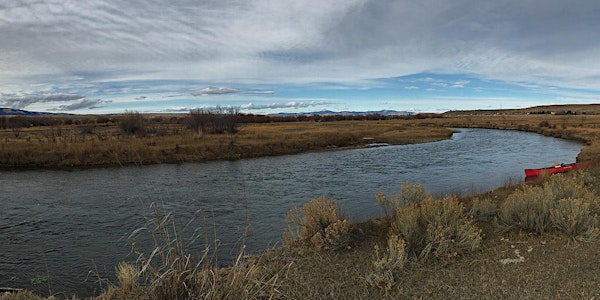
[269,110,415,116]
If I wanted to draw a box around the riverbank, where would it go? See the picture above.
[4,165,600,299]
[0,118,453,169]
[3,105,600,169]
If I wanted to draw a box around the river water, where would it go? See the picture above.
[0,128,583,296]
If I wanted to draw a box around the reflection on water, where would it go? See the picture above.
[0,128,583,296]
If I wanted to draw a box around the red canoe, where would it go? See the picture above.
[524,162,580,177]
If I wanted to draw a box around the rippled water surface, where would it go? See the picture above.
[0,128,583,296]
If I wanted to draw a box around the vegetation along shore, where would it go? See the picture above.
[3,104,600,299]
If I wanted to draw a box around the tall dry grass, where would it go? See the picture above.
[0,119,453,168]
[94,202,284,300]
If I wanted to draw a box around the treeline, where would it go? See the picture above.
[0,110,443,137]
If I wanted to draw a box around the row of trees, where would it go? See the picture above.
[1,108,442,137]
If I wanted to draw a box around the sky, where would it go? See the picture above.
[1,0,600,114]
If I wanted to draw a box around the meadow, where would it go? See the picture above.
[3,105,600,299]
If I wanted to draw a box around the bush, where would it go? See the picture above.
[497,185,554,233]
[375,182,429,215]
[188,106,239,134]
[497,173,600,240]
[390,196,482,261]
[550,199,600,241]
[470,197,498,221]
[284,196,351,251]
[118,111,146,136]
[366,234,407,291]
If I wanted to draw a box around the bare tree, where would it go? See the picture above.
[119,111,146,136]
[187,106,240,134]
[8,116,29,138]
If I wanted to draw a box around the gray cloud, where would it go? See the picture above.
[54,99,107,111]
[0,93,85,109]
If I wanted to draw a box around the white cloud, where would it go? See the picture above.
[192,87,240,96]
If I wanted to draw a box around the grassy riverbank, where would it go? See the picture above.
[0,117,453,168]
[4,105,600,299]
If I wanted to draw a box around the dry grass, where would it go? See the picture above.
[0,119,453,168]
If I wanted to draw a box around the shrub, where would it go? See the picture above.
[366,234,407,291]
[188,106,239,134]
[470,197,498,221]
[390,196,482,261]
[497,185,554,233]
[550,199,600,241]
[497,173,600,240]
[376,182,429,215]
[284,196,351,251]
[119,111,146,136]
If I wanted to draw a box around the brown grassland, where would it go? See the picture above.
[0,115,453,168]
[3,104,600,299]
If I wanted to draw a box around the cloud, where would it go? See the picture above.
[191,86,275,96]
[54,99,108,111]
[404,86,419,90]
[192,87,240,96]
[0,93,85,109]
[450,80,470,88]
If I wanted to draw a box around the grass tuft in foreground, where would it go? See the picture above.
[96,202,284,300]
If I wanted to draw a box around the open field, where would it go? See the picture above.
[4,105,600,299]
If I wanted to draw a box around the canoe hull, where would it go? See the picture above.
[524,163,579,177]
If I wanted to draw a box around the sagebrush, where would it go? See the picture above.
[283,196,351,251]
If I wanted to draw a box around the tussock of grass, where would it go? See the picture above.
[93,202,284,300]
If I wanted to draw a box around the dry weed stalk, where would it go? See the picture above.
[114,202,283,299]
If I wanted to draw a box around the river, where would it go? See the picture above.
[0,128,583,296]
